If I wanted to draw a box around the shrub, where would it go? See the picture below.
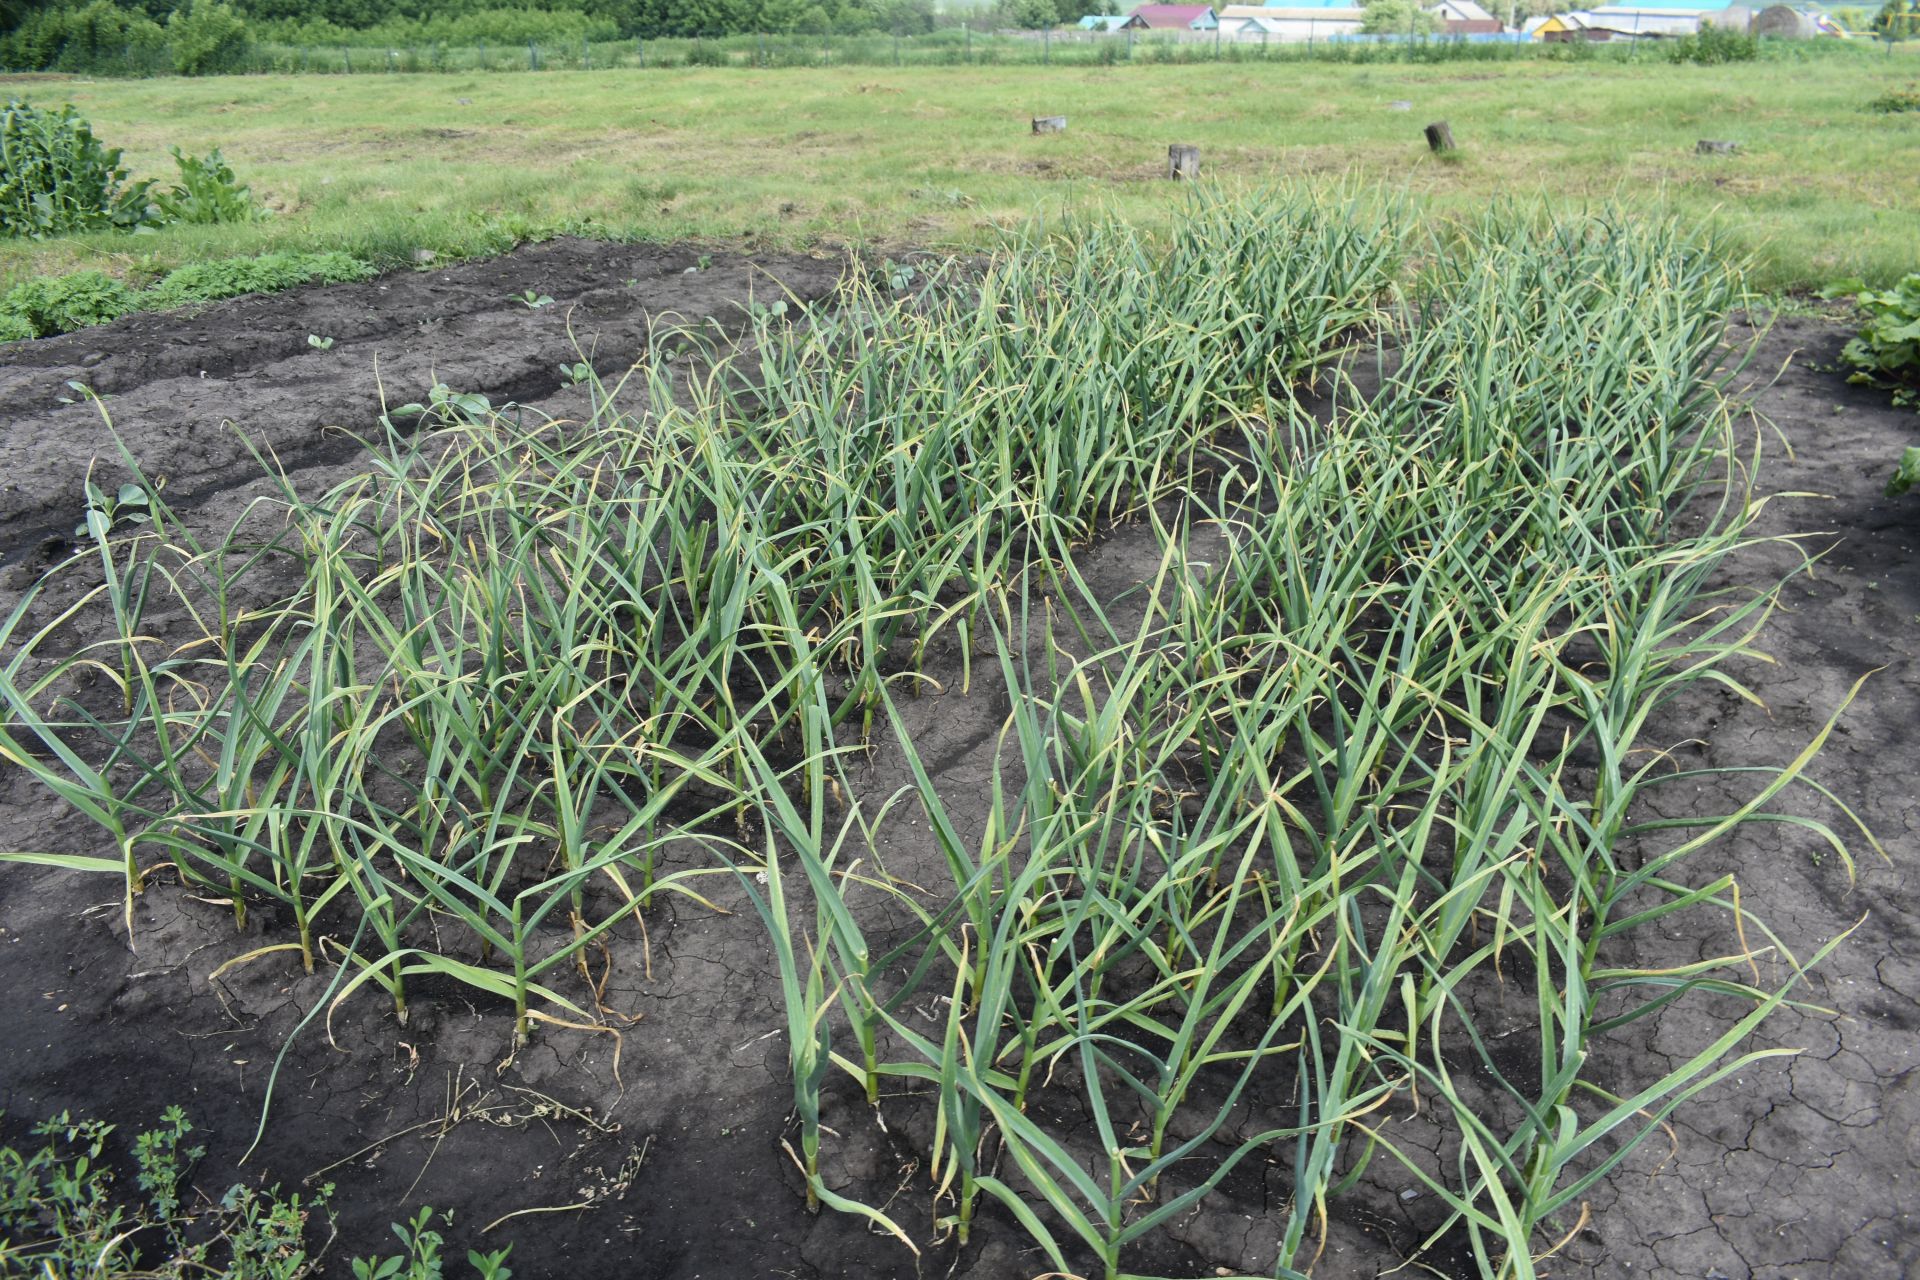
[1668,22,1759,63]
[685,40,727,66]
[140,250,374,308]
[166,0,250,75]
[1868,84,1920,113]
[1360,0,1441,35]
[0,0,167,73]
[0,252,375,341]
[0,271,137,336]
[0,100,158,239]
[151,147,264,225]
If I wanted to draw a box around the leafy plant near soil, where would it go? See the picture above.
[1830,272,1920,409]
[0,1106,331,1278]
[0,251,373,338]
[1826,272,1920,490]
[138,249,372,308]
[0,269,137,337]
[0,190,1872,1279]
[0,1105,508,1280]
[1887,445,1920,496]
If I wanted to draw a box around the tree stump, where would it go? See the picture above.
[1424,121,1455,152]
[1032,115,1067,135]
[1167,144,1201,180]
[1696,139,1740,155]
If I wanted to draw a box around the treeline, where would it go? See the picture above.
[0,0,967,70]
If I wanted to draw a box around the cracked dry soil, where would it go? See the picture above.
[0,247,1915,1280]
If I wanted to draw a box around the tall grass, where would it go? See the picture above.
[0,188,1871,1278]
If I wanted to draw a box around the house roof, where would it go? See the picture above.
[1542,9,1702,33]
[1589,0,1736,8]
[1077,13,1134,27]
[1128,4,1218,26]
[1256,0,1365,9]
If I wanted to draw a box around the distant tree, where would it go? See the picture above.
[995,0,1060,28]
[167,0,247,71]
[1360,0,1439,34]
[1875,0,1919,37]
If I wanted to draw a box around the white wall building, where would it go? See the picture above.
[1216,2,1364,39]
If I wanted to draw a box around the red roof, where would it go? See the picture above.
[1129,5,1216,28]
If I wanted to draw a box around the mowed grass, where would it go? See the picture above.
[1,52,1916,294]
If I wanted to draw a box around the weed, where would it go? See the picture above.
[0,270,135,335]
[0,99,157,239]
[0,252,375,338]
[140,250,373,308]
[1667,23,1759,63]
[1828,272,1920,409]
[0,1106,333,1278]
[75,479,152,540]
[1867,83,1920,112]
[510,289,553,309]
[152,146,265,226]
[1888,446,1920,497]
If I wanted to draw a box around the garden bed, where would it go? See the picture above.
[0,206,1914,1280]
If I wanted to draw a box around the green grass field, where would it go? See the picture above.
[3,53,1916,296]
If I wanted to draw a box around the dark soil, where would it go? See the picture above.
[1,249,1915,1280]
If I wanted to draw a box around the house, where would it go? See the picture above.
[1216,8,1290,36]
[1534,0,1751,38]
[1222,0,1365,39]
[1428,0,1494,18]
[1126,4,1222,29]
[1077,13,1137,28]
